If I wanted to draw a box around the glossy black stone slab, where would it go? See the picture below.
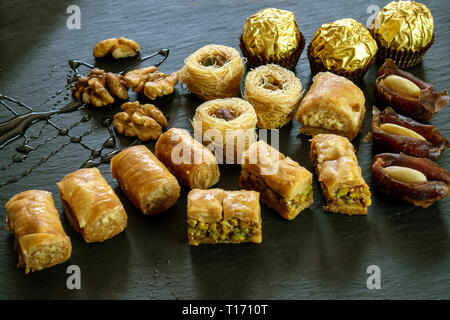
[0,0,449,299]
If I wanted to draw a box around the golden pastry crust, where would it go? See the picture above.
[240,140,313,220]
[295,72,365,141]
[187,189,262,245]
[110,145,180,215]
[192,98,258,162]
[5,190,72,273]
[187,188,224,223]
[310,134,371,215]
[155,128,220,189]
[243,64,303,129]
[57,168,127,243]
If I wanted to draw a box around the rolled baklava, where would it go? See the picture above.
[57,168,127,242]
[5,190,72,273]
[155,128,220,189]
[111,145,180,215]
[295,72,365,141]
[187,189,262,245]
[240,140,313,220]
[310,134,371,215]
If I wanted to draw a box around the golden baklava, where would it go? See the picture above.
[310,134,371,215]
[187,189,262,245]
[155,128,220,189]
[110,145,180,215]
[5,190,72,273]
[240,140,313,220]
[57,168,127,242]
[296,72,365,141]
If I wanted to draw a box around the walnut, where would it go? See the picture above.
[93,37,141,59]
[71,68,129,107]
[124,66,179,100]
[113,101,168,141]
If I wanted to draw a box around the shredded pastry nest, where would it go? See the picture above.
[244,64,303,129]
[192,98,257,161]
[179,44,244,101]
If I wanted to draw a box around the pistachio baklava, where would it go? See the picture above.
[240,140,313,220]
[187,189,262,245]
[310,134,371,215]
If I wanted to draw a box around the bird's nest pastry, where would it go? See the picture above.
[179,44,244,101]
[244,64,303,129]
[192,98,257,162]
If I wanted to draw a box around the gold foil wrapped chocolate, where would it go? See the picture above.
[370,0,434,51]
[309,18,378,73]
[242,8,301,63]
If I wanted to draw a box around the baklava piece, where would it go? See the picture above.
[57,168,127,242]
[187,189,262,245]
[5,190,72,273]
[111,145,180,215]
[155,128,220,189]
[240,140,313,220]
[295,72,365,141]
[310,134,371,215]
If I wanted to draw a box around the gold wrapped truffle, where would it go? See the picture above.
[307,18,378,82]
[240,8,305,69]
[370,0,434,68]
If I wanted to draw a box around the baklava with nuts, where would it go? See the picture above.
[295,72,365,141]
[111,145,180,215]
[187,189,262,245]
[57,168,127,242]
[240,140,313,220]
[5,190,72,273]
[310,134,371,215]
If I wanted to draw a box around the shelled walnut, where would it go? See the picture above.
[71,68,128,107]
[93,37,141,59]
[124,66,179,100]
[113,101,168,141]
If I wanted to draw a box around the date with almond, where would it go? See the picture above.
[370,106,449,160]
[372,153,450,208]
[375,59,449,121]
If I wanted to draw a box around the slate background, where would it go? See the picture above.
[0,0,449,299]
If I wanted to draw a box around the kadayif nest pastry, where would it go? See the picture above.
[179,44,244,101]
[244,64,303,129]
[369,0,434,68]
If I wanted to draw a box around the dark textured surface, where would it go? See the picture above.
[0,0,449,299]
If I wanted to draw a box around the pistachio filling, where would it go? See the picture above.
[334,185,370,206]
[241,169,313,213]
[202,54,228,67]
[188,218,259,242]
[262,75,283,91]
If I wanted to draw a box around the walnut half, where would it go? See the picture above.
[113,101,168,141]
[93,37,141,59]
[71,68,128,107]
[124,66,179,100]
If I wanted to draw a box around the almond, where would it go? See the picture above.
[379,123,426,141]
[384,166,427,183]
[380,75,421,97]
